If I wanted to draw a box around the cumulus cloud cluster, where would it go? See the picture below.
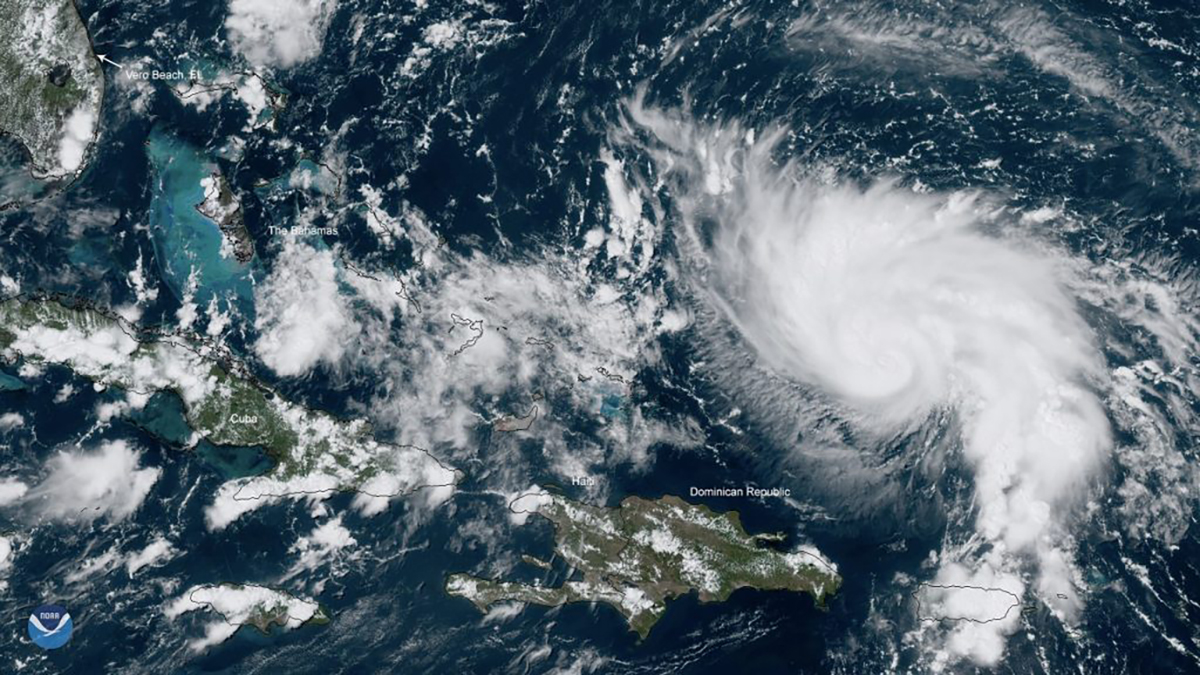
[166,583,321,651]
[0,478,28,506]
[26,440,161,523]
[57,108,96,175]
[282,515,358,592]
[254,238,358,377]
[225,0,338,69]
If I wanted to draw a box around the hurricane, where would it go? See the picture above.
[620,98,1119,664]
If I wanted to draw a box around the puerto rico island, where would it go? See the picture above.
[0,0,104,179]
[447,489,841,639]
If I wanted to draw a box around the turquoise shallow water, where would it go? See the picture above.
[193,440,273,480]
[128,391,193,445]
[0,370,25,392]
[146,129,255,309]
[130,391,271,479]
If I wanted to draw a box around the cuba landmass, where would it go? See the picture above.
[0,295,459,530]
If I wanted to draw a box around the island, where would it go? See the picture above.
[165,583,327,651]
[493,404,538,432]
[0,0,104,179]
[915,582,1023,624]
[0,296,460,529]
[196,169,254,263]
[446,489,841,638]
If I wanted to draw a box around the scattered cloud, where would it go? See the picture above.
[225,0,338,69]
[126,536,178,576]
[282,515,358,591]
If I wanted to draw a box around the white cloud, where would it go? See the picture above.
[916,560,1025,667]
[282,515,357,588]
[173,71,275,133]
[302,176,701,509]
[27,440,161,523]
[53,384,75,403]
[225,0,338,69]
[203,484,267,531]
[246,171,689,520]
[57,107,96,175]
[1070,258,1200,549]
[3,312,218,407]
[126,536,178,576]
[481,602,525,624]
[348,247,686,463]
[166,584,322,651]
[0,535,13,591]
[0,478,28,506]
[16,362,42,379]
[506,486,551,526]
[176,268,200,331]
[65,547,122,584]
[253,238,358,377]
[186,621,240,652]
[598,148,658,276]
[203,440,457,530]
[0,413,24,431]
[996,8,1200,176]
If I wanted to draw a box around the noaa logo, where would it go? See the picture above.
[27,604,72,650]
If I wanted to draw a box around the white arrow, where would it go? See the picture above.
[96,54,123,69]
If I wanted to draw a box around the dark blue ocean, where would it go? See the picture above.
[1,0,1199,673]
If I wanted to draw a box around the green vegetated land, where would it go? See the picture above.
[0,297,457,501]
[0,0,103,178]
[448,491,841,638]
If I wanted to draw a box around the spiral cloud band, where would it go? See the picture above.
[625,101,1112,665]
